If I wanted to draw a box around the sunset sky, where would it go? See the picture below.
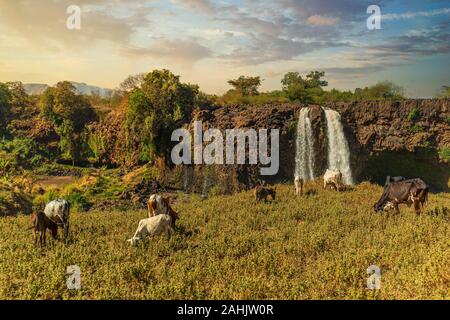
[0,0,449,97]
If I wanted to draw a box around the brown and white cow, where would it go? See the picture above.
[127,214,174,245]
[294,176,304,196]
[147,194,179,228]
[323,169,343,191]
[374,178,429,214]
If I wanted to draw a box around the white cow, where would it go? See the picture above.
[44,199,70,238]
[127,214,174,245]
[323,169,343,191]
[294,176,304,195]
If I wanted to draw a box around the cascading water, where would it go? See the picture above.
[323,108,354,185]
[294,108,315,180]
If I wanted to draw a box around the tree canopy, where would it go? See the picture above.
[125,69,199,163]
[40,81,98,164]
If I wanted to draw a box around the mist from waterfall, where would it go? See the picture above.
[323,108,354,185]
[294,108,315,180]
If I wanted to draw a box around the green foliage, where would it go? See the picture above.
[281,71,328,103]
[354,81,404,100]
[437,86,450,98]
[33,189,59,209]
[64,190,91,212]
[411,124,424,133]
[407,108,420,122]
[439,148,450,162]
[0,137,45,171]
[227,76,262,96]
[125,69,198,164]
[40,81,98,165]
[0,83,11,131]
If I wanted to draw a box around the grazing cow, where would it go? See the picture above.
[323,169,343,191]
[147,194,179,228]
[255,186,276,202]
[127,214,174,245]
[384,176,406,187]
[29,212,58,248]
[294,176,304,196]
[44,199,70,239]
[374,178,429,214]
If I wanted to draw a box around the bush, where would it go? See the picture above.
[411,124,423,133]
[439,148,450,162]
[407,108,420,122]
[64,191,91,212]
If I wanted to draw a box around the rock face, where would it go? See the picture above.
[186,99,449,193]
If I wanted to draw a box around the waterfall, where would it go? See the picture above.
[294,108,315,180]
[323,108,354,185]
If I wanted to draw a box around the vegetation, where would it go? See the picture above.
[0,182,448,299]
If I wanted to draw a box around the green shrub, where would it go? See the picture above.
[33,189,59,209]
[65,191,91,212]
[439,148,450,162]
[411,124,423,133]
[407,108,420,122]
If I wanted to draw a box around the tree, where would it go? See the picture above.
[227,76,262,96]
[119,73,146,93]
[6,81,30,118]
[355,82,404,100]
[125,69,198,164]
[281,71,328,103]
[40,81,98,165]
[438,86,450,98]
[0,83,11,131]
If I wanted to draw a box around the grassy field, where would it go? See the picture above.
[0,182,449,300]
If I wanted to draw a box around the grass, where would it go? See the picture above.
[0,182,449,300]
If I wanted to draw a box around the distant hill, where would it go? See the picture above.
[24,82,113,98]
[23,83,49,95]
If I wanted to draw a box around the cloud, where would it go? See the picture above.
[122,38,213,63]
[171,0,215,13]
[0,0,152,50]
[383,8,450,20]
[306,15,339,26]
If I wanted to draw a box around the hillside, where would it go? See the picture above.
[23,82,113,97]
[0,182,448,299]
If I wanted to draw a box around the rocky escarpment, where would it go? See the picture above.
[186,99,449,193]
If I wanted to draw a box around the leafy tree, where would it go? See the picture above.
[437,86,450,98]
[227,76,262,96]
[125,69,198,164]
[355,82,404,100]
[6,82,30,118]
[281,71,328,103]
[0,83,11,132]
[40,81,98,165]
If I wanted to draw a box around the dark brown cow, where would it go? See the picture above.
[374,178,429,214]
[255,186,276,202]
[29,211,58,247]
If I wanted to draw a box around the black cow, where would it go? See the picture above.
[384,176,406,187]
[374,178,429,214]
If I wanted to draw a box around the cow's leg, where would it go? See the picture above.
[34,230,38,246]
[393,202,400,214]
[413,200,421,215]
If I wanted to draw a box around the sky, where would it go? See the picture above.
[0,0,449,97]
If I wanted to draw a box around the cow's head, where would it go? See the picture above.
[373,198,387,212]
